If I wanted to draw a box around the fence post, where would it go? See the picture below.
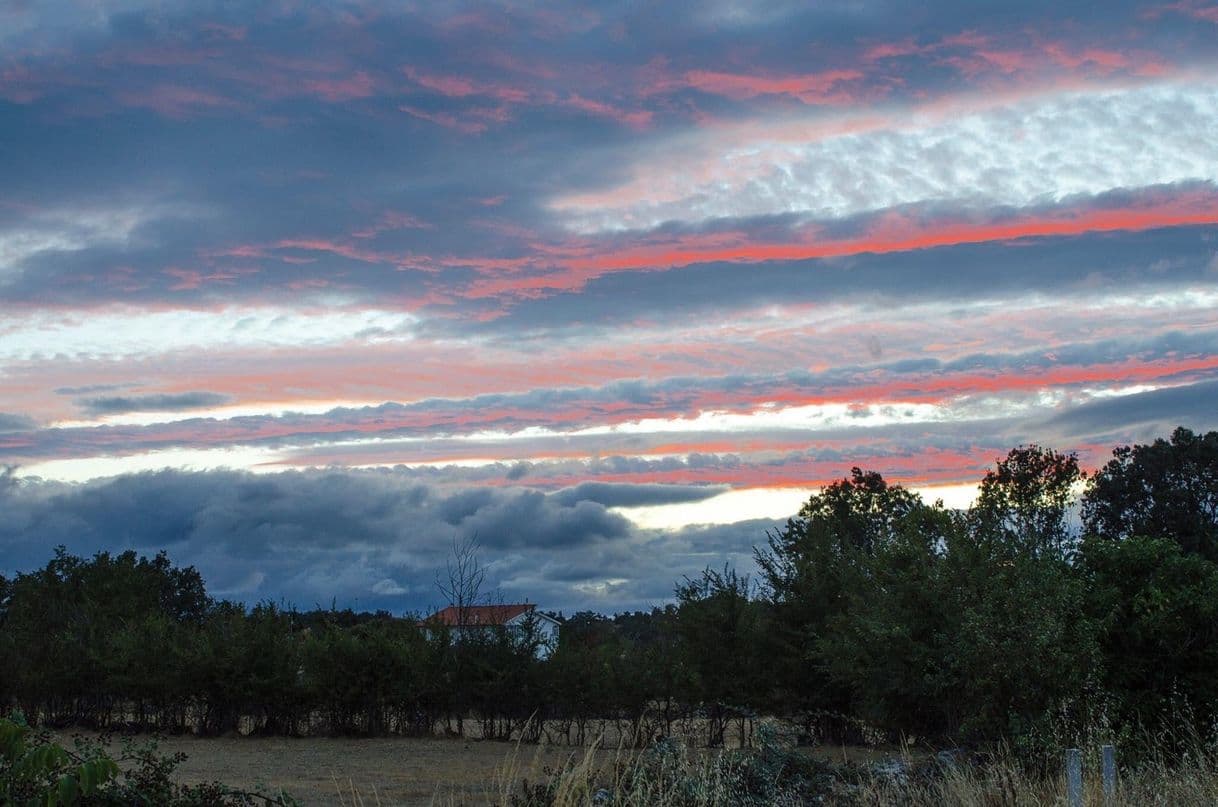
[1101,744,1116,804]
[1065,747,1083,807]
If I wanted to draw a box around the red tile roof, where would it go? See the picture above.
[424,603,535,627]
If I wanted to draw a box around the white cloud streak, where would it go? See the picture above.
[553,80,1218,232]
[0,306,418,362]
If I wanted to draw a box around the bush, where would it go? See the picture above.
[0,712,298,806]
[509,725,844,806]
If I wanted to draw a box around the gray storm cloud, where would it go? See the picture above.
[77,392,233,415]
[0,469,772,612]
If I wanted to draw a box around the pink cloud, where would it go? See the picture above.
[1043,43,1127,72]
[163,266,256,291]
[399,103,489,134]
[206,236,439,276]
[675,68,867,105]
[1036,41,1169,78]
[562,194,1218,276]
[865,29,1172,84]
[303,71,377,102]
[453,189,1218,301]
[351,211,433,239]
[22,350,1218,481]
[1151,1,1218,22]
[560,93,653,128]
[402,66,652,129]
[403,66,479,96]
[862,39,928,61]
[114,84,239,119]
[940,47,1038,78]
[188,53,375,105]
[275,238,400,265]
[402,66,530,103]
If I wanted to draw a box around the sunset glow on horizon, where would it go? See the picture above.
[2,0,1217,611]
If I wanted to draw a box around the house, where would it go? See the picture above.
[421,603,561,658]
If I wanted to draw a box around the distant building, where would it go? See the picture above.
[421,603,561,658]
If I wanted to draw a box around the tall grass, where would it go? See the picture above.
[493,725,1218,806]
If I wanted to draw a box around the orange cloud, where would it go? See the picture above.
[558,194,1218,278]
[672,69,868,105]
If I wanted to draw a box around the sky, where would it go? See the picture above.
[2,0,1217,614]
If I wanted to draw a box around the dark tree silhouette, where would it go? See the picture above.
[1083,426,1218,559]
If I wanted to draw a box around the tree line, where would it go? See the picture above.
[2,427,1217,753]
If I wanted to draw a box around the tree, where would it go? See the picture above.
[936,544,1096,745]
[435,535,486,623]
[755,469,926,741]
[676,566,764,746]
[1080,534,1218,734]
[1083,427,1218,560]
[817,502,959,740]
[971,444,1083,558]
[943,446,1096,743]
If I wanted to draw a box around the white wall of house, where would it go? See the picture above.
[506,612,561,658]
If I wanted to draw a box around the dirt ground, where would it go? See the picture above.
[54,732,611,806]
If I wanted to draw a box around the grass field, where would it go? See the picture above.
[54,732,614,805]
[51,730,1218,806]
[49,731,903,805]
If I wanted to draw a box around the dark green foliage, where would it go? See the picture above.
[2,548,212,729]
[816,501,960,739]
[941,446,1097,742]
[1080,534,1218,731]
[972,444,1083,557]
[3,427,1218,763]
[1,712,119,807]
[1083,427,1218,559]
[675,567,765,746]
[0,713,295,806]
[756,469,947,742]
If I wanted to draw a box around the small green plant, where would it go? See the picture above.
[1,711,119,806]
[0,712,298,806]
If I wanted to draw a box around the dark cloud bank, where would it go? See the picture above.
[77,391,233,416]
[0,469,773,614]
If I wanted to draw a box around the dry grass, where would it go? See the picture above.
[53,731,612,805]
[53,727,1218,805]
[491,731,1218,807]
[854,748,1218,806]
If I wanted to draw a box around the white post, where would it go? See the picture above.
[1101,744,1116,804]
[1066,748,1083,807]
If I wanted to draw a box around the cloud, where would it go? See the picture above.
[54,384,134,396]
[0,413,36,433]
[77,391,233,415]
[1,307,418,362]
[550,481,728,508]
[0,468,766,612]
[656,68,867,105]
[0,0,1214,600]
[467,223,1218,329]
[0,204,166,283]
[1041,380,1218,441]
[371,578,410,595]
[8,324,1218,486]
[552,82,1218,233]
